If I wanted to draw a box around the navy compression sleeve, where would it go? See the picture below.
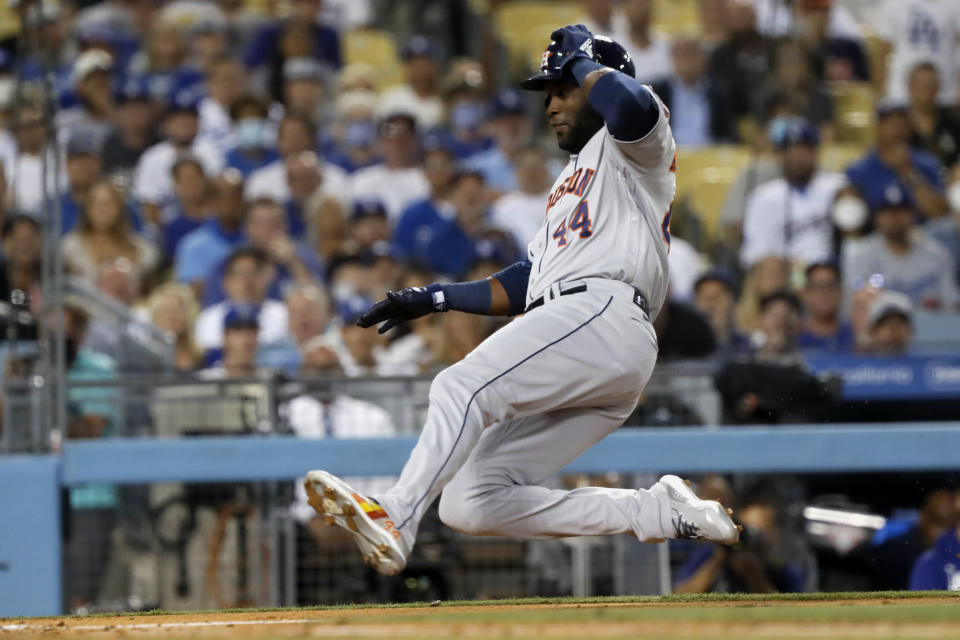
[492,260,532,316]
[571,58,660,141]
[427,280,492,314]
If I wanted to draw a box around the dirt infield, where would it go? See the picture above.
[3,593,959,640]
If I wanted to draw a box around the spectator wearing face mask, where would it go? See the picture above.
[377,36,444,130]
[440,61,493,160]
[323,91,380,174]
[348,113,429,222]
[224,95,279,178]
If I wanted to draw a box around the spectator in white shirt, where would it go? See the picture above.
[245,114,349,207]
[614,0,673,84]
[57,50,115,145]
[873,0,960,105]
[741,118,845,269]
[377,36,444,130]
[198,303,262,379]
[197,56,246,154]
[349,113,429,222]
[490,146,552,249]
[4,101,60,217]
[132,88,225,225]
[194,247,290,351]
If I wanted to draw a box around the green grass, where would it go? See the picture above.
[4,590,957,621]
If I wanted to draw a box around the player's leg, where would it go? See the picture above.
[437,403,671,541]
[306,283,661,573]
[437,404,738,544]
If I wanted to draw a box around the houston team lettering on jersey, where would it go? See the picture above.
[526,86,677,319]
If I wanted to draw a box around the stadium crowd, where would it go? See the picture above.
[1,0,959,380]
[1,0,960,602]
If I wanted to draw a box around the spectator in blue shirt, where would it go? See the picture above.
[797,262,854,351]
[393,141,457,259]
[162,154,212,260]
[675,491,813,594]
[651,35,729,146]
[243,0,341,103]
[909,489,960,591]
[846,101,949,221]
[418,171,490,278]
[693,269,751,354]
[467,88,532,193]
[200,198,321,306]
[61,130,105,235]
[224,95,279,178]
[175,170,246,298]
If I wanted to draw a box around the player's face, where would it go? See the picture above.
[544,82,604,154]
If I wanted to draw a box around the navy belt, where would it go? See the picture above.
[525,283,649,316]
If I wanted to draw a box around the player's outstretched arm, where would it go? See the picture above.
[551,24,660,142]
[356,261,532,333]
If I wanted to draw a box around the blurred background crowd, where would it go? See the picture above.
[1,0,960,607]
[2,0,960,380]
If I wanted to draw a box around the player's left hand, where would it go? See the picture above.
[549,24,596,73]
[356,287,441,334]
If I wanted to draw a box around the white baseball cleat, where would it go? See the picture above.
[656,474,741,545]
[303,470,407,576]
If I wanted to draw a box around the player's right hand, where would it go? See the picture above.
[356,286,441,334]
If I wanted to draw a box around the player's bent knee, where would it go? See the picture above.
[438,489,488,536]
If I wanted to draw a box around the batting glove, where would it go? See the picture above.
[355,285,446,334]
[549,24,596,74]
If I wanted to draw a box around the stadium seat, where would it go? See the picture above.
[653,0,699,37]
[818,143,867,173]
[831,82,877,146]
[342,28,404,90]
[675,145,753,243]
[494,1,582,78]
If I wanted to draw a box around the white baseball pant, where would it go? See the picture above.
[376,278,671,553]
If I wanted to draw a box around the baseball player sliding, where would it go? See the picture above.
[305,25,740,576]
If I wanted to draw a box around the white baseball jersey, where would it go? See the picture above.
[874,0,960,104]
[525,88,676,319]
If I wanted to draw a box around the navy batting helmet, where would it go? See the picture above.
[520,34,635,91]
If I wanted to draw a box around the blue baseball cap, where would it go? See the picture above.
[338,295,372,325]
[872,181,916,213]
[166,86,203,114]
[66,129,103,156]
[693,267,738,295]
[490,88,526,118]
[115,74,152,103]
[769,117,819,149]
[223,303,260,330]
[401,35,438,61]
[350,199,388,221]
